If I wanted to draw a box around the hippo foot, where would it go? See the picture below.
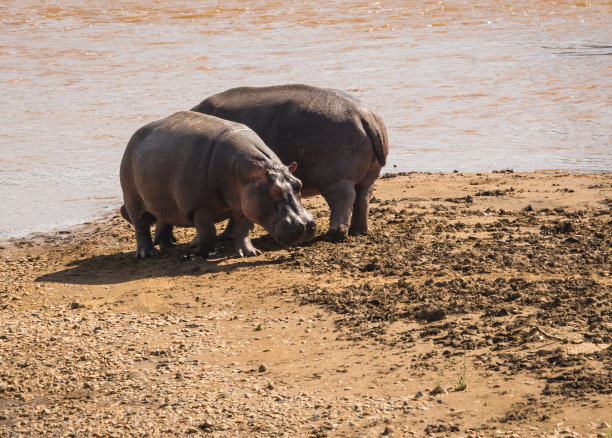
[193,245,215,260]
[235,247,262,258]
[156,237,176,249]
[154,234,177,249]
[325,226,348,242]
[134,247,161,260]
[179,250,216,261]
[193,252,209,261]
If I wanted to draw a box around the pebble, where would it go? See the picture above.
[1,184,610,437]
[382,425,394,436]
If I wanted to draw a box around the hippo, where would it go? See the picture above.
[119,111,316,260]
[191,84,389,241]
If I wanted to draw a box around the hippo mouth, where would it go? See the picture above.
[274,220,316,245]
[271,213,316,246]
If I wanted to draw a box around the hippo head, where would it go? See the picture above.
[239,160,316,245]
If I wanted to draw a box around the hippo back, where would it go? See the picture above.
[191,84,388,193]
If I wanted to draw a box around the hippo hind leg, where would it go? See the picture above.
[126,206,160,260]
[349,164,382,236]
[153,222,177,249]
[217,217,234,241]
[321,179,356,242]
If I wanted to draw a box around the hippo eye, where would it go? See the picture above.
[271,183,283,198]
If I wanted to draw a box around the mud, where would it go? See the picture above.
[0,171,610,437]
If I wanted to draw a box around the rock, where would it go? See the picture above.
[416,308,445,322]
[198,420,213,430]
[382,425,394,436]
[258,365,267,373]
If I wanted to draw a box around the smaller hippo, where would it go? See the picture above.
[191,84,389,241]
[119,111,316,259]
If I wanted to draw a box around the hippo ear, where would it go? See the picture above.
[288,162,298,173]
[238,160,268,182]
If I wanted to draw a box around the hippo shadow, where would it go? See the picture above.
[34,235,311,286]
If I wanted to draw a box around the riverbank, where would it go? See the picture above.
[1,171,610,437]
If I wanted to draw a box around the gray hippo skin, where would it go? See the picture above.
[120,111,316,260]
[191,84,389,241]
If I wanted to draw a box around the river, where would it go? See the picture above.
[1,0,610,239]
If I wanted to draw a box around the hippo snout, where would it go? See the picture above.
[303,215,317,241]
[274,212,316,245]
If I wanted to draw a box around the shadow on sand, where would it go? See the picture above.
[34,234,318,286]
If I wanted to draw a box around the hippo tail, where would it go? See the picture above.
[361,112,389,167]
[120,205,132,224]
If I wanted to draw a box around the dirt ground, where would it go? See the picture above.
[1,171,611,437]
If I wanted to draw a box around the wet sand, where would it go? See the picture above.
[1,171,610,437]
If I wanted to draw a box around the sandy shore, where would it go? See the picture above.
[1,171,611,437]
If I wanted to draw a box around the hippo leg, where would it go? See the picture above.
[191,208,216,259]
[321,179,356,242]
[153,222,177,249]
[232,216,262,258]
[217,218,234,241]
[131,211,160,260]
[349,166,381,236]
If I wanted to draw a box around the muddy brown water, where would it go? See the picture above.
[1,1,610,239]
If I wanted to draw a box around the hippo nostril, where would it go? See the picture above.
[292,222,306,241]
[299,220,316,243]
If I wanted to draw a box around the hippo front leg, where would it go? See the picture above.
[232,216,262,258]
[321,179,356,242]
[153,222,177,249]
[191,208,217,259]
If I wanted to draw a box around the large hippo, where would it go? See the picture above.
[120,111,316,260]
[191,84,389,241]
